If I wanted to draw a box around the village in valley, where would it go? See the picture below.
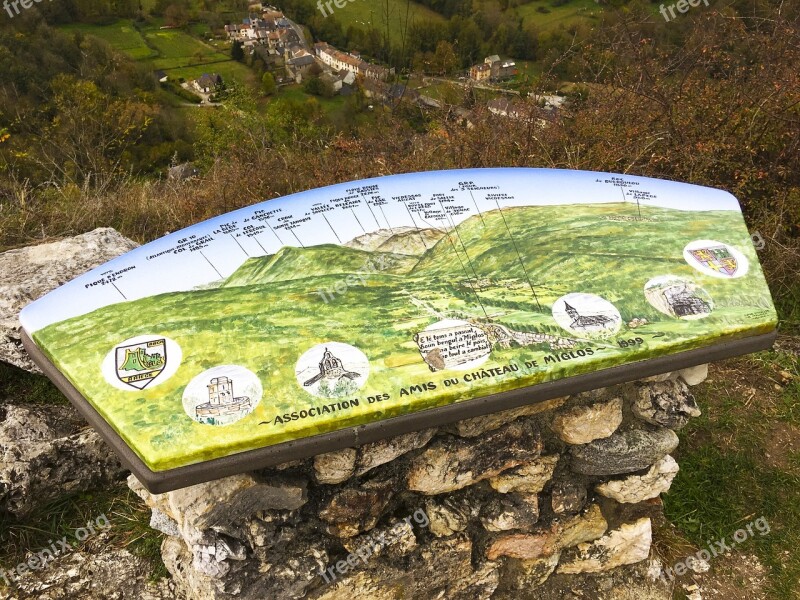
[164,3,565,124]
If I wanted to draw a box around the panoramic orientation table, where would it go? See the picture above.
[20,168,778,492]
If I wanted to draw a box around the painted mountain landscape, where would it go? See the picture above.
[31,201,776,472]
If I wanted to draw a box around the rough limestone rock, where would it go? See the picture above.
[551,480,587,515]
[494,555,671,600]
[191,531,248,577]
[128,473,307,544]
[677,363,709,386]
[310,571,402,600]
[150,508,182,537]
[501,553,562,590]
[570,428,679,476]
[595,455,680,503]
[116,374,700,599]
[425,496,471,537]
[0,404,126,516]
[162,530,330,600]
[480,492,540,532]
[407,422,541,495]
[314,448,357,484]
[318,477,396,537]
[343,521,417,559]
[354,428,436,475]
[308,534,499,600]
[244,509,307,564]
[0,542,181,600]
[633,380,702,430]
[486,504,607,560]
[449,561,501,600]
[557,518,652,574]
[160,536,219,599]
[447,397,567,437]
[0,228,138,372]
[488,454,559,494]
[551,398,623,445]
[313,430,437,485]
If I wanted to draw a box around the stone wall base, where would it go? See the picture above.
[129,369,707,600]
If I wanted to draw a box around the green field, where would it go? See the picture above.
[275,84,346,115]
[514,0,601,31]
[61,20,157,60]
[329,0,447,45]
[331,0,600,46]
[59,20,254,86]
[272,84,379,128]
[33,203,777,472]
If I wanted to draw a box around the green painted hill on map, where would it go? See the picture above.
[222,245,418,287]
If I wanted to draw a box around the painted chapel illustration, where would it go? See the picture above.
[303,348,360,386]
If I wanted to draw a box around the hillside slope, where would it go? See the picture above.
[413,202,762,312]
[345,227,445,255]
[222,244,418,287]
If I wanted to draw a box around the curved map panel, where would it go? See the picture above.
[20,168,778,491]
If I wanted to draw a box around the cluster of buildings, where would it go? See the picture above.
[152,0,571,126]
[281,41,395,90]
[486,94,564,124]
[314,42,394,82]
[224,7,301,53]
[225,6,318,84]
[284,40,397,91]
[223,7,394,89]
[283,45,317,82]
[216,7,555,119]
[469,55,517,82]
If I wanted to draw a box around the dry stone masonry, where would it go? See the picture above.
[129,370,708,600]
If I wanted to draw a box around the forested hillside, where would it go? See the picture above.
[0,24,194,181]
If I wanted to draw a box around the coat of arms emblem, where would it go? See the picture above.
[688,245,738,277]
[115,339,167,389]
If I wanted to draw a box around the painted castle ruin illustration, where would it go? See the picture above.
[662,284,712,318]
[195,376,252,420]
[119,347,164,371]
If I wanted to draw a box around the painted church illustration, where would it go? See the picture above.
[303,348,360,386]
[564,301,615,330]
